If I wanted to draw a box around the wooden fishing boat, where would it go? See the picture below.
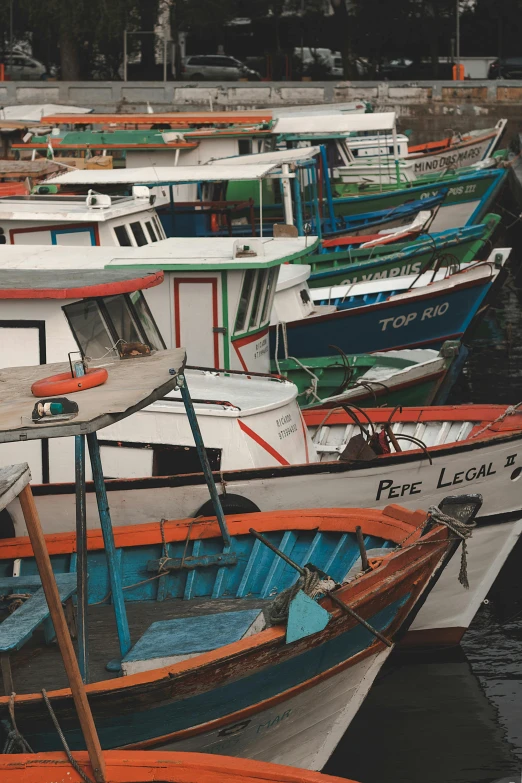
[270,261,503,357]
[0,750,361,783]
[0,494,461,761]
[271,342,464,409]
[0,356,465,764]
[332,120,507,184]
[309,215,500,287]
[319,192,444,238]
[330,168,507,233]
[23,403,522,651]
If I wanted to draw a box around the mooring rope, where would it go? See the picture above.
[470,402,522,439]
[41,689,95,783]
[426,506,476,589]
[2,693,33,754]
[268,567,335,624]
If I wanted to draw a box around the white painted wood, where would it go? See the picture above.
[158,646,392,770]
[0,327,40,367]
[176,280,217,366]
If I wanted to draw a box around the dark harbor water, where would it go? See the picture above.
[324,200,522,783]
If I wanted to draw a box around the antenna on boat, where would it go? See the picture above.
[2,464,107,783]
[175,372,232,548]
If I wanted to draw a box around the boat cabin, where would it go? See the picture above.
[0,237,316,373]
[0,188,166,246]
[0,270,312,494]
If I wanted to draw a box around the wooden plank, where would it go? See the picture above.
[0,653,13,695]
[0,463,30,513]
[260,531,298,598]
[18,483,106,783]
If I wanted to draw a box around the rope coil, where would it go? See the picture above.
[426,506,476,589]
[268,567,335,625]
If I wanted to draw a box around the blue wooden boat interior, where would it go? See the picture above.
[0,520,396,692]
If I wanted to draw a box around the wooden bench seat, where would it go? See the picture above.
[0,573,77,694]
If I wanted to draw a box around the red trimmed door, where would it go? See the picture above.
[174,277,219,367]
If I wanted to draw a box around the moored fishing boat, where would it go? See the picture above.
[270,259,504,357]
[308,214,500,287]
[330,167,507,233]
[0,750,362,783]
[0,356,467,764]
[271,342,464,409]
[19,402,522,650]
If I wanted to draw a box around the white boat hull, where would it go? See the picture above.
[147,647,392,770]
[20,425,522,646]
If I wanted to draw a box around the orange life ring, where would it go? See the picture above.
[31,368,108,398]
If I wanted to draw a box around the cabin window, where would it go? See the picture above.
[98,441,221,478]
[63,291,166,359]
[234,269,256,333]
[63,299,114,360]
[154,215,166,239]
[114,224,132,246]
[128,290,165,350]
[102,295,143,345]
[130,221,148,247]
[249,269,268,329]
[260,267,279,324]
[238,139,252,156]
[145,220,158,242]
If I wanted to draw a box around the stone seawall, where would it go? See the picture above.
[4,80,522,144]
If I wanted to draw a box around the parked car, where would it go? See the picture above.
[1,52,51,80]
[488,58,522,79]
[181,55,260,81]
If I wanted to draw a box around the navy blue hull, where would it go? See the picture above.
[271,277,493,357]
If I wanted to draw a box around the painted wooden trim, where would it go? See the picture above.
[237,419,291,466]
[9,222,100,246]
[0,271,164,300]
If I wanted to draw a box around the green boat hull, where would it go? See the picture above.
[272,343,462,409]
[298,213,500,288]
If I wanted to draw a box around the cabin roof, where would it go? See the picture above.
[0,194,157,222]
[273,112,397,136]
[41,111,273,126]
[1,104,92,123]
[45,162,287,187]
[0,348,186,442]
[0,269,163,299]
[207,146,321,166]
[0,237,317,272]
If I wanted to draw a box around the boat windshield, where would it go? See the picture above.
[63,291,166,360]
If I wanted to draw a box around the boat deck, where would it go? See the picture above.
[3,596,268,694]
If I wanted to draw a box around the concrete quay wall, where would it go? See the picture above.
[4,80,522,144]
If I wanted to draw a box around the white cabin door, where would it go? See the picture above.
[174,278,219,367]
[0,322,46,483]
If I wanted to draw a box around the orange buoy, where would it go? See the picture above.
[31,368,108,398]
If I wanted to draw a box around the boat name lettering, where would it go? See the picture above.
[279,424,298,439]
[379,302,449,332]
[254,335,269,360]
[277,414,292,427]
[256,709,292,733]
[505,453,517,467]
[413,145,482,175]
[340,262,422,286]
[437,462,496,488]
[376,479,423,501]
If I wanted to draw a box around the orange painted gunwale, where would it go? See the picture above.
[0,508,446,705]
[408,130,496,156]
[0,749,359,783]
[303,403,522,436]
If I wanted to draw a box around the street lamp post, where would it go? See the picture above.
[456,0,460,78]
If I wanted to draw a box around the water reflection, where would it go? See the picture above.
[325,645,519,783]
